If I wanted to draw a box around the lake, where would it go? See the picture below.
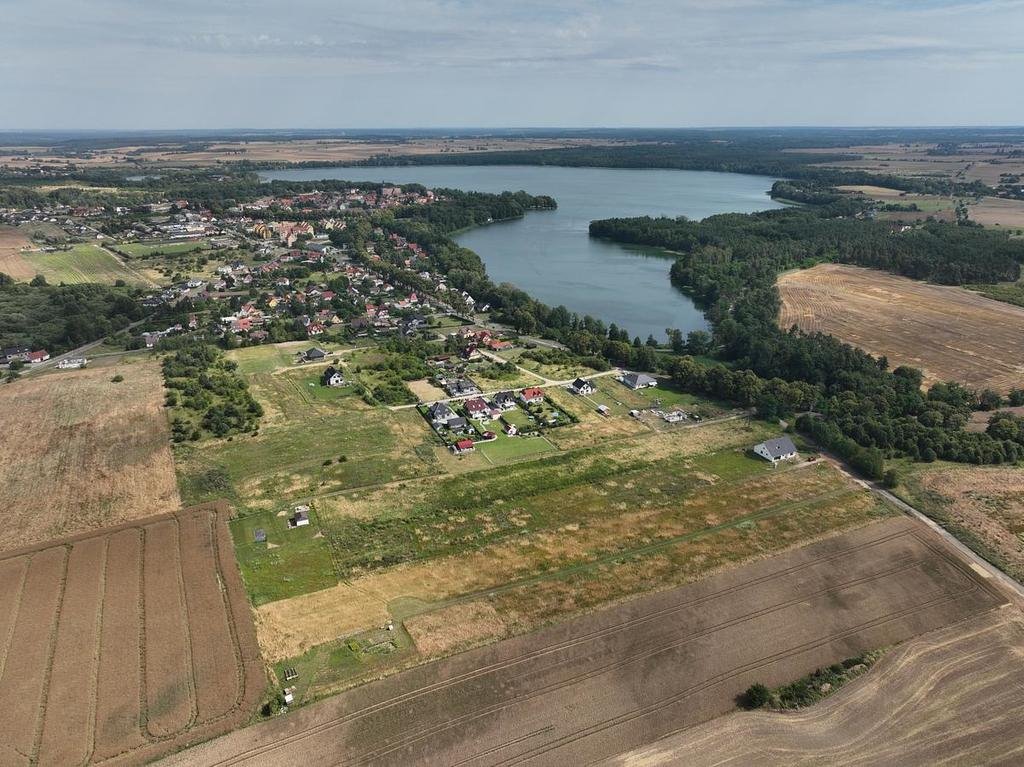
[259,166,784,340]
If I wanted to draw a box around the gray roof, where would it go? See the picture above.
[428,402,454,418]
[623,372,657,386]
[757,436,797,459]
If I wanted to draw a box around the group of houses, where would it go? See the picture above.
[426,385,558,452]
[1,346,50,366]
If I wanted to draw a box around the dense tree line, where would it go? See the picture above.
[358,139,993,197]
[0,277,144,352]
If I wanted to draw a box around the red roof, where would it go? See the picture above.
[521,387,544,399]
[455,439,475,450]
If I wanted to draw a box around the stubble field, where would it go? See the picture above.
[0,504,264,767]
[0,360,181,552]
[159,517,1006,767]
[778,263,1024,391]
[602,608,1024,767]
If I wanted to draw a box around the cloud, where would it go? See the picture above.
[2,0,1022,127]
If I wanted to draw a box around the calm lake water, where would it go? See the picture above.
[259,166,783,340]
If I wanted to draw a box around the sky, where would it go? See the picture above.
[2,0,1023,129]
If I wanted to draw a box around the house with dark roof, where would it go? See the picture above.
[493,391,517,410]
[427,402,456,425]
[570,378,595,395]
[321,366,345,387]
[299,347,328,362]
[753,436,798,465]
[620,372,658,390]
[446,378,481,397]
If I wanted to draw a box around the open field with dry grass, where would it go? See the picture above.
[159,517,1005,767]
[835,184,1024,229]
[602,608,1024,767]
[0,359,180,552]
[778,263,1024,391]
[0,504,264,767]
[796,141,1024,186]
[256,455,891,691]
[0,225,37,279]
[1,137,624,169]
[895,463,1024,583]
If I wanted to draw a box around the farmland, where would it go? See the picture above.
[603,609,1024,767]
[160,517,1007,767]
[254,426,894,699]
[777,263,1024,391]
[10,242,149,285]
[0,504,264,767]
[0,359,181,552]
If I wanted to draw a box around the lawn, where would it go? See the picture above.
[230,509,337,605]
[22,243,146,285]
[477,432,556,462]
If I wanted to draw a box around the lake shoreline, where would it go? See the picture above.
[259,165,782,340]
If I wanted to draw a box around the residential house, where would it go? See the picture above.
[493,391,517,410]
[427,402,456,425]
[452,439,476,454]
[570,378,595,395]
[520,387,545,404]
[463,397,493,421]
[446,416,470,433]
[446,378,481,397]
[26,350,50,364]
[621,372,658,390]
[289,506,311,528]
[299,347,328,363]
[753,436,799,465]
[322,366,345,387]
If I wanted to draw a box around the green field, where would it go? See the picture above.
[117,239,210,258]
[477,432,555,462]
[23,243,146,285]
[230,508,337,605]
[175,344,441,517]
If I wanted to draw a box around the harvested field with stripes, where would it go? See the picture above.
[601,609,1024,767]
[777,263,1024,392]
[0,504,264,767]
[159,516,1005,767]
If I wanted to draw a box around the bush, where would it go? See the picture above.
[740,683,771,709]
[110,374,124,383]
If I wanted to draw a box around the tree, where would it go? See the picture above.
[686,330,713,355]
[30,274,48,286]
[666,328,685,353]
[741,683,772,709]
[979,389,1003,411]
